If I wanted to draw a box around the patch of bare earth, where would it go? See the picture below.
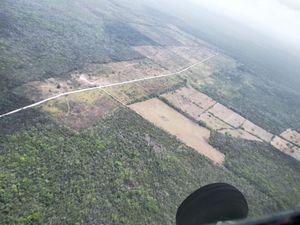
[199,112,232,130]
[161,87,266,142]
[271,136,300,161]
[161,87,216,121]
[129,98,225,164]
[160,87,284,144]
[280,129,300,146]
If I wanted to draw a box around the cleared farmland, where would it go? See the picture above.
[129,98,225,164]
[159,87,300,161]
[162,88,248,130]
[199,112,233,130]
[242,120,274,143]
[134,46,214,71]
[161,87,265,141]
[208,103,246,128]
[271,136,300,160]
[280,129,300,146]
[161,87,216,120]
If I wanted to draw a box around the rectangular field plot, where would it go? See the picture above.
[280,129,300,146]
[208,103,246,128]
[161,87,216,121]
[242,120,274,143]
[129,98,224,164]
[199,112,232,130]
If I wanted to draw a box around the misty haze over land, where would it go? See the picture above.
[145,0,300,91]
[191,0,300,48]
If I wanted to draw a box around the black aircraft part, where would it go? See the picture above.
[176,183,248,225]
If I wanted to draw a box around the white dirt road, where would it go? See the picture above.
[0,54,217,119]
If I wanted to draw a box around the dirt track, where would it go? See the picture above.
[0,55,216,119]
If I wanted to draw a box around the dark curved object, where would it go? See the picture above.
[176,183,248,225]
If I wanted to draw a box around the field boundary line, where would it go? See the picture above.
[102,89,127,106]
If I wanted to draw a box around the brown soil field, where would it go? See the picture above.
[242,120,274,142]
[271,136,300,161]
[280,129,300,146]
[161,87,216,121]
[163,87,215,109]
[199,112,232,130]
[162,95,205,121]
[219,128,262,142]
[208,103,246,128]
[180,87,216,110]
[129,98,225,164]
[160,87,268,142]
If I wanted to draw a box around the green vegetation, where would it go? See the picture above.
[1,108,299,224]
[191,66,300,134]
[127,79,186,105]
[210,131,300,209]
[0,0,155,112]
[1,1,300,224]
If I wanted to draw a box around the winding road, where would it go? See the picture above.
[0,54,217,119]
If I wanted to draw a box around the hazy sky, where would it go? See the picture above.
[189,0,300,48]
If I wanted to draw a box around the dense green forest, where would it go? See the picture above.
[0,0,156,113]
[1,108,299,224]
